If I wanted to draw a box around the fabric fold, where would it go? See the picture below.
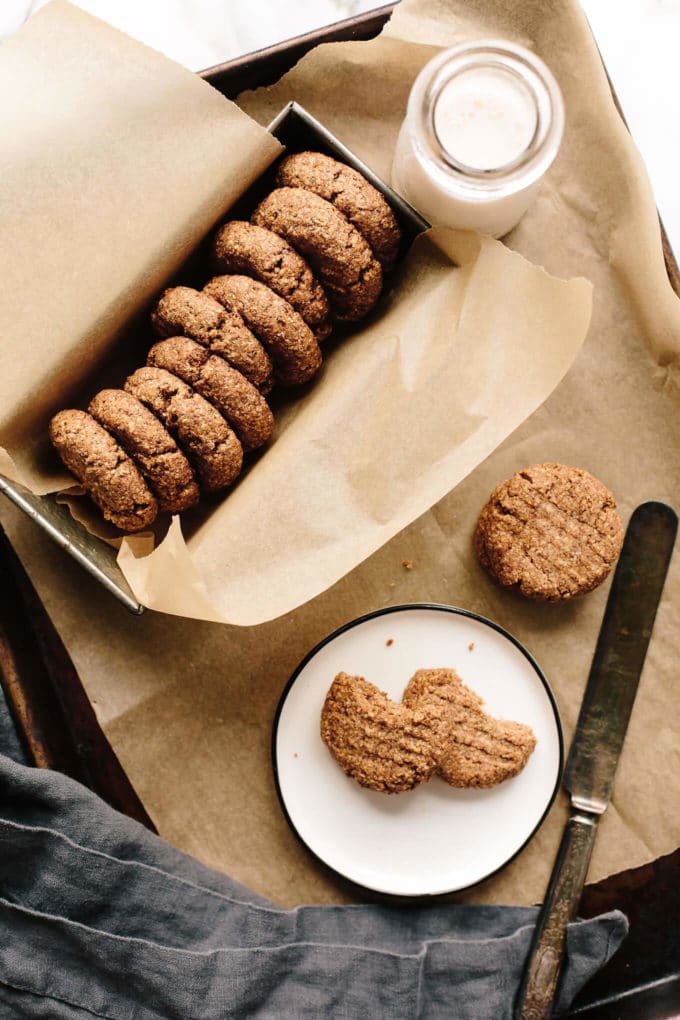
[0,753,626,1019]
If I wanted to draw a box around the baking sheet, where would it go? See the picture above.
[1,0,679,908]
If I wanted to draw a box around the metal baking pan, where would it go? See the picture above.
[0,38,426,617]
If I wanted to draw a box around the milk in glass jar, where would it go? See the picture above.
[391,40,565,237]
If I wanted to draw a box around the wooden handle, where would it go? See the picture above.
[514,811,599,1020]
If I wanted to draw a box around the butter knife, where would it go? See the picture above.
[514,500,677,1020]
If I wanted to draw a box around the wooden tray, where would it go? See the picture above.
[3,6,678,1016]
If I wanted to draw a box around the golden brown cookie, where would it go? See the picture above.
[203,275,322,387]
[402,669,536,788]
[276,151,401,271]
[212,221,332,340]
[88,389,199,514]
[49,409,157,532]
[320,671,453,794]
[150,286,273,394]
[147,337,274,452]
[474,463,624,602]
[124,367,243,492]
[252,188,383,321]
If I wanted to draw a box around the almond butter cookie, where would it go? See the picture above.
[151,286,273,394]
[252,187,383,321]
[147,337,274,451]
[212,221,331,341]
[50,409,157,532]
[276,151,401,271]
[402,669,536,788]
[124,367,243,492]
[320,671,454,794]
[474,463,624,602]
[89,389,199,513]
[203,275,322,387]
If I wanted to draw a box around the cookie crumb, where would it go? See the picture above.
[468,643,475,652]
[386,638,394,647]
[402,559,413,570]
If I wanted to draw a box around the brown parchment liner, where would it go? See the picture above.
[1,0,678,907]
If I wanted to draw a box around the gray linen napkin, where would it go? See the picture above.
[0,687,626,1019]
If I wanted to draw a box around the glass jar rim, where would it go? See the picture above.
[407,39,565,196]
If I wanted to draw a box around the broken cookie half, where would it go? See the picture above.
[320,671,453,794]
[403,668,537,788]
[320,668,536,794]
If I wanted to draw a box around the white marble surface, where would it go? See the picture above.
[2,0,680,258]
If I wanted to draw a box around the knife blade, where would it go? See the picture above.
[514,500,677,1020]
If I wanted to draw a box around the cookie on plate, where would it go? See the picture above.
[151,286,273,394]
[402,669,536,788]
[124,367,243,492]
[252,187,383,321]
[474,463,624,602]
[212,221,332,341]
[147,337,274,451]
[89,389,199,514]
[204,275,322,387]
[50,409,157,532]
[320,671,453,794]
[276,151,401,271]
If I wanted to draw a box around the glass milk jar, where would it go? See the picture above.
[391,40,565,237]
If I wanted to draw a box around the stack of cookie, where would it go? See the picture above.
[50,151,402,532]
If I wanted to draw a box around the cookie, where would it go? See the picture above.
[147,337,274,452]
[88,389,199,514]
[49,409,157,532]
[474,463,624,602]
[212,221,332,341]
[124,367,243,492]
[203,275,322,387]
[151,286,273,394]
[320,671,453,794]
[276,151,401,271]
[403,669,536,788]
[252,188,383,321]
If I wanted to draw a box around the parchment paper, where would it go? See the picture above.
[1,0,679,908]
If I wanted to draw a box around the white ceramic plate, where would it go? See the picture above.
[273,604,563,897]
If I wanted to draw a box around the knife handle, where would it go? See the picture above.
[514,811,599,1020]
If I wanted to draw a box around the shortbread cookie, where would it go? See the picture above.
[320,671,453,794]
[212,221,332,340]
[474,463,624,602]
[147,337,274,451]
[204,275,322,387]
[403,669,536,788]
[124,367,242,492]
[50,410,157,532]
[151,286,273,393]
[276,151,401,271]
[252,188,383,321]
[88,389,199,513]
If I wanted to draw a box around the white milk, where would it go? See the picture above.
[391,41,564,238]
